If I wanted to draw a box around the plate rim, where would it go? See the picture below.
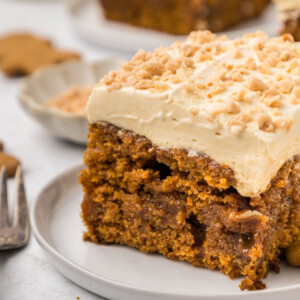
[30,163,300,299]
[17,57,125,144]
[66,0,280,53]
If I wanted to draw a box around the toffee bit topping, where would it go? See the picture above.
[189,106,200,116]
[232,89,246,102]
[290,59,298,69]
[98,30,300,134]
[227,113,251,133]
[233,48,243,59]
[248,76,268,91]
[258,114,274,132]
[279,80,294,93]
[225,100,241,114]
[258,62,271,75]
[230,70,243,82]
[292,87,300,98]
[134,79,154,89]
[245,57,257,70]
[265,52,279,67]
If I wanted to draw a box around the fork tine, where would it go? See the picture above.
[13,166,29,231]
[0,166,10,228]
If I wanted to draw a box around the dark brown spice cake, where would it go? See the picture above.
[80,122,300,290]
[99,0,270,35]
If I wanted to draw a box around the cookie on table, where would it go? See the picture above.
[0,33,80,76]
[0,141,20,178]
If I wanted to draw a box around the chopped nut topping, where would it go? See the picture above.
[225,100,241,114]
[230,70,243,82]
[257,51,267,62]
[233,48,243,59]
[188,106,199,116]
[280,80,294,93]
[258,114,274,132]
[169,75,180,84]
[206,85,226,98]
[262,94,281,108]
[132,49,147,62]
[282,33,294,43]
[227,113,251,132]
[253,38,266,51]
[134,79,154,89]
[248,76,268,91]
[245,57,257,70]
[107,82,122,92]
[154,82,170,92]
[292,87,300,98]
[265,86,279,97]
[280,51,294,61]
[232,89,246,102]
[290,59,298,69]
[166,61,180,73]
[258,62,271,75]
[181,44,195,57]
[265,52,279,67]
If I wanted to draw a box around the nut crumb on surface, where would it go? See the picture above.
[248,76,268,91]
[258,113,274,132]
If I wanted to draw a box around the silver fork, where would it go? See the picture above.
[0,166,30,250]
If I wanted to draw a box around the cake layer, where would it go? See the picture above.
[274,0,300,41]
[99,0,269,35]
[80,122,300,290]
[87,31,300,197]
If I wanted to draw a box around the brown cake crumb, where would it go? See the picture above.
[80,122,300,291]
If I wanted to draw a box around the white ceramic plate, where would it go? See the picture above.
[67,0,281,53]
[31,164,300,300]
[18,59,124,144]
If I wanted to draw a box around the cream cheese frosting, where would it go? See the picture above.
[87,31,300,197]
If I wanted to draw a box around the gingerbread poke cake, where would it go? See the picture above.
[80,30,300,290]
[274,0,300,41]
[99,0,270,35]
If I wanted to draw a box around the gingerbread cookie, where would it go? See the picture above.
[0,33,80,76]
[0,153,20,178]
[0,141,21,177]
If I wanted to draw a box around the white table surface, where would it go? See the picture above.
[0,1,127,299]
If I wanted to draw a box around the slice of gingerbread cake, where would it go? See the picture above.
[80,31,300,290]
[274,0,300,41]
[98,0,270,35]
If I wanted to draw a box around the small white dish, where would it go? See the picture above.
[18,59,124,144]
[67,0,280,53]
[30,164,300,300]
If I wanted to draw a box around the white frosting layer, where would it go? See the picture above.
[87,31,300,197]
